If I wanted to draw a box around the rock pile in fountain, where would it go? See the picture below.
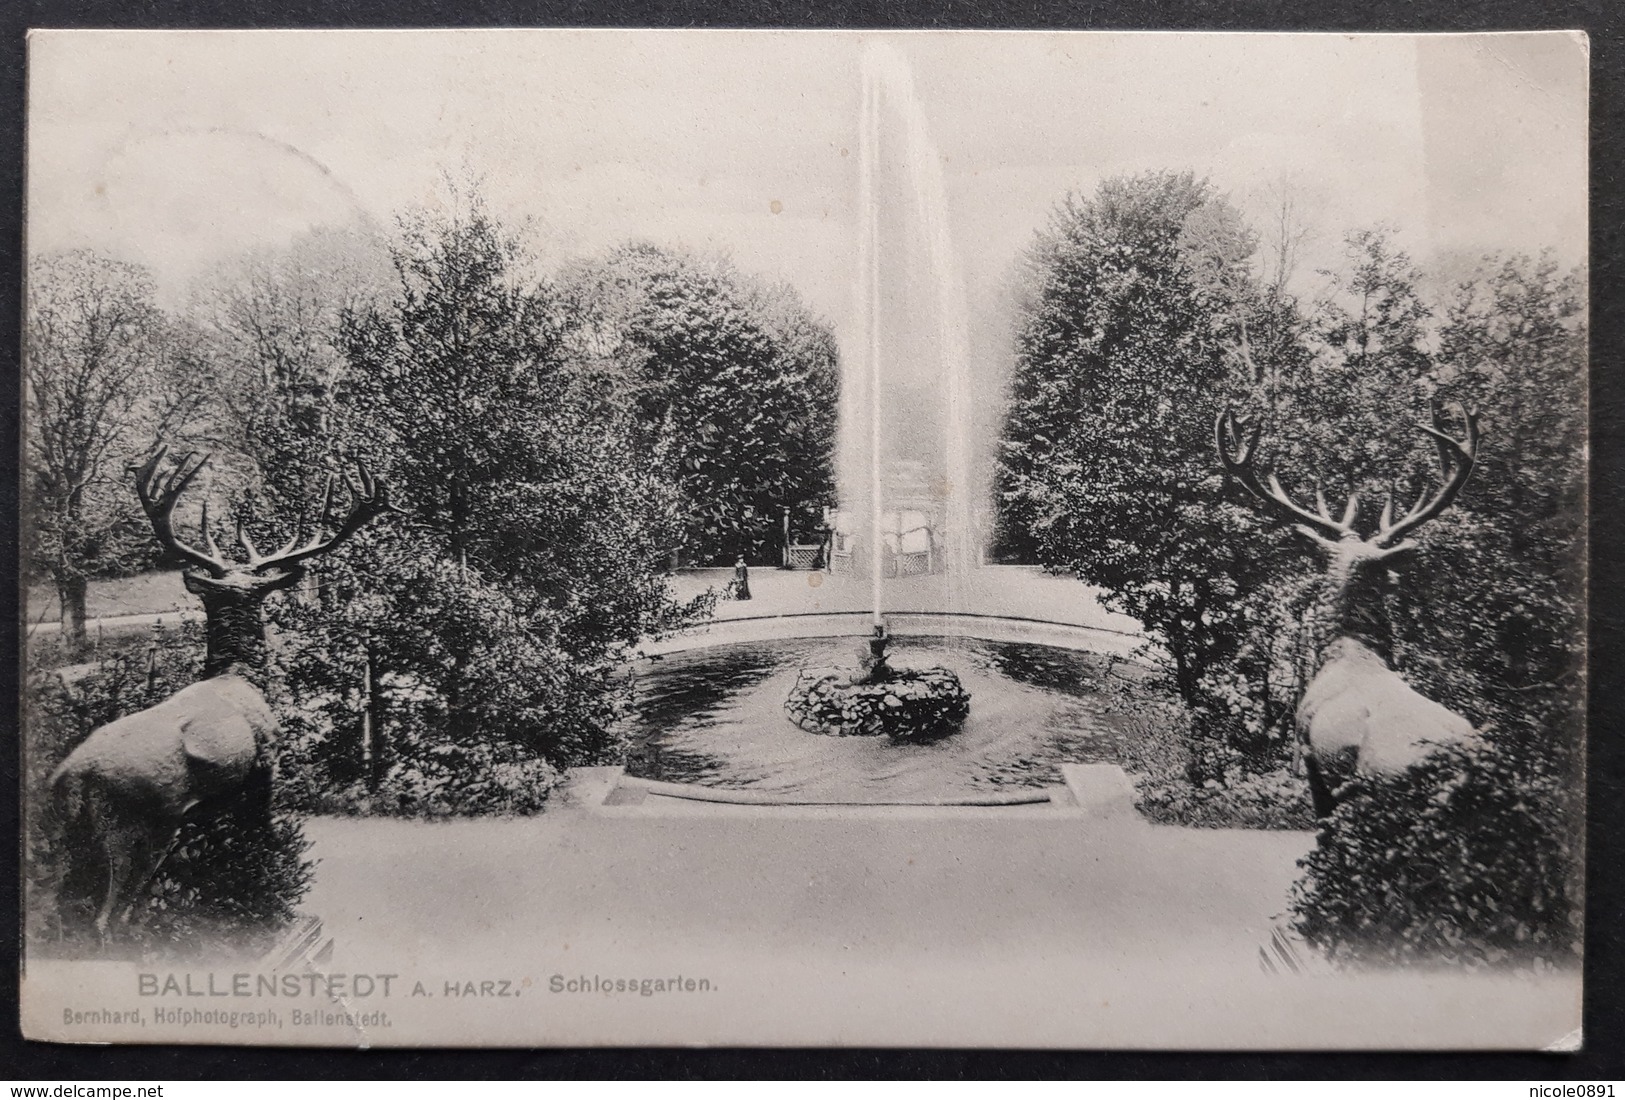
[783,627,970,742]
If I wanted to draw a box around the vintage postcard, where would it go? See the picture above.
[19,29,1587,1048]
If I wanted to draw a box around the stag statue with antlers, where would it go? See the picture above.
[1215,405,1482,818]
[49,448,396,939]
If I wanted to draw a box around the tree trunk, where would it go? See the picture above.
[445,477,470,739]
[1162,581,1201,707]
[449,479,468,579]
[445,635,467,742]
[363,641,388,792]
[1165,620,1200,708]
[1170,646,1197,707]
[58,574,89,653]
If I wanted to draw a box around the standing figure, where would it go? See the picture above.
[733,556,752,600]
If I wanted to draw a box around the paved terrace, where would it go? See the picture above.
[669,563,1143,630]
[257,768,1577,1049]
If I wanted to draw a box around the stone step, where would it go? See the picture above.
[1059,764,1146,824]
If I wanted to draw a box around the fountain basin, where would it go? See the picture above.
[785,664,970,741]
[625,635,1164,802]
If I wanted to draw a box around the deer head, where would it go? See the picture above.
[132,447,397,675]
[1214,406,1479,658]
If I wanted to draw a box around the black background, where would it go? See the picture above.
[1,0,1620,1080]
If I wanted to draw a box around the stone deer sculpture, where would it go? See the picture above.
[50,448,395,937]
[1214,407,1481,818]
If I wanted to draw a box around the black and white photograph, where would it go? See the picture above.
[18,28,1588,1048]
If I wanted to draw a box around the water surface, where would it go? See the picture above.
[625,635,1161,802]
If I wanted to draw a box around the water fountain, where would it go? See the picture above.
[831,41,980,591]
[624,44,1159,802]
[781,42,974,743]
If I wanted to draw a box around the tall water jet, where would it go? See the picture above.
[859,44,884,626]
[785,42,978,744]
[836,41,982,612]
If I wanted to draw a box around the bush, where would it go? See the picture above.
[1132,765,1313,831]
[267,554,606,817]
[125,799,314,954]
[1117,692,1314,830]
[281,709,562,819]
[1290,737,1581,969]
[25,632,314,956]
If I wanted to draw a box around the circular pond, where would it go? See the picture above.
[624,634,1165,802]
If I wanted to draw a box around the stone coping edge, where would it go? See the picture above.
[561,765,1149,817]
[639,611,1150,658]
[614,771,1058,808]
[667,608,1142,637]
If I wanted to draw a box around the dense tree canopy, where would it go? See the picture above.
[1394,252,1587,751]
[185,228,391,530]
[561,243,840,563]
[997,172,1586,789]
[284,197,698,770]
[997,172,1292,744]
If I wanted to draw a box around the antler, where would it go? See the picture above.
[244,462,398,575]
[1215,409,1354,543]
[131,447,230,577]
[1373,406,1480,548]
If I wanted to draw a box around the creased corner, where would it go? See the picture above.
[1542,1027,1582,1053]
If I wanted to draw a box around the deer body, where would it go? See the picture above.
[51,449,393,938]
[52,673,280,935]
[1298,636,1476,785]
[1216,405,1481,817]
[54,673,274,822]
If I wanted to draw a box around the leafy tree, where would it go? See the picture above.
[185,227,391,530]
[1256,239,1584,754]
[339,202,559,571]
[1392,253,1586,756]
[24,250,196,646]
[1434,252,1585,556]
[996,172,1293,760]
[1317,227,1433,375]
[560,243,840,564]
[1277,228,1440,500]
[272,193,702,799]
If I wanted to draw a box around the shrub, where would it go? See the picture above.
[126,797,314,954]
[284,721,562,819]
[267,560,592,818]
[375,741,560,817]
[1132,765,1314,831]
[1290,737,1581,969]
[1118,693,1313,830]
